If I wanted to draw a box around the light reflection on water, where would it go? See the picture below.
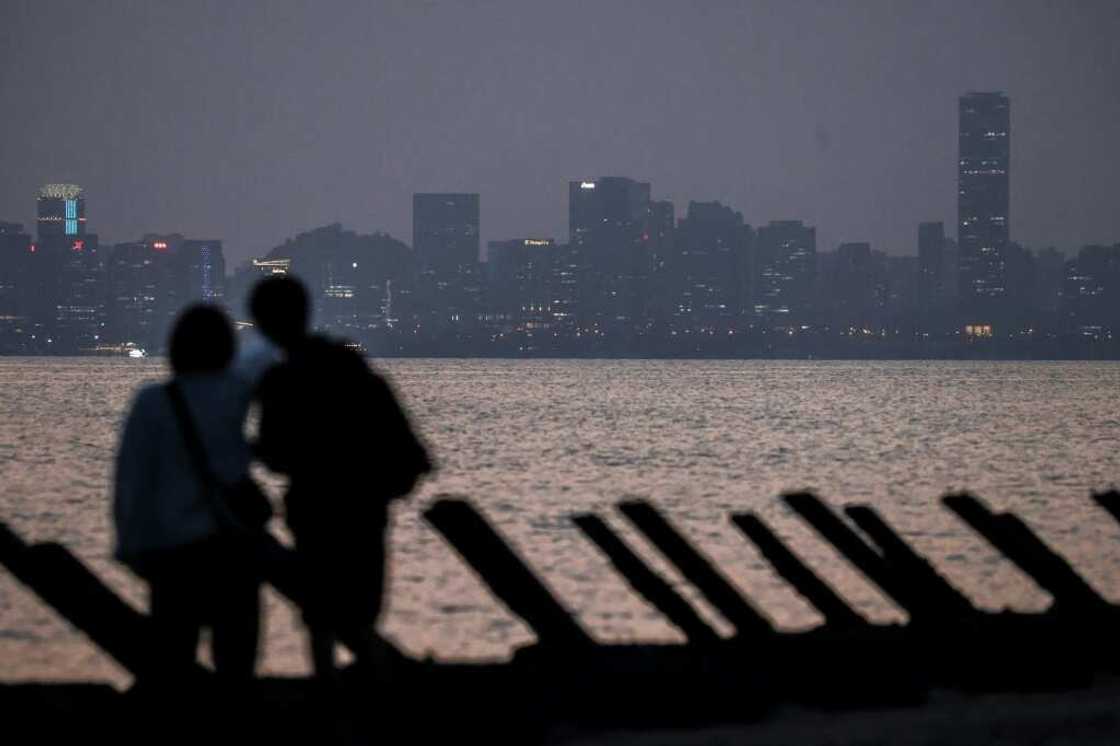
[1,358,1119,684]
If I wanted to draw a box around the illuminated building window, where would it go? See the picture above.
[964,324,993,338]
[65,219,78,235]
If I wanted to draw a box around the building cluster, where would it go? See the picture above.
[0,186,223,354]
[2,92,1119,357]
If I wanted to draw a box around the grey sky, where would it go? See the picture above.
[2,1,1118,266]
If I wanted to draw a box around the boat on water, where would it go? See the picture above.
[88,341,148,358]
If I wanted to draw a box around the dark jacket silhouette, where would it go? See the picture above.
[256,335,430,648]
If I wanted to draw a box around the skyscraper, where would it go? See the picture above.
[1061,245,1120,335]
[412,193,480,272]
[485,238,557,333]
[37,184,86,239]
[412,194,482,335]
[178,240,226,302]
[832,242,879,330]
[754,220,817,326]
[958,92,1010,318]
[33,184,103,351]
[568,177,651,252]
[567,177,655,333]
[918,221,948,325]
[0,222,32,351]
[106,240,170,350]
[671,201,751,332]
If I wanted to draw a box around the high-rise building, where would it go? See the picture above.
[568,177,651,251]
[1002,241,1037,331]
[0,222,33,351]
[918,221,948,326]
[102,234,233,351]
[412,193,480,272]
[485,238,557,332]
[486,237,556,289]
[1061,244,1120,335]
[958,92,1010,318]
[105,236,182,352]
[178,240,226,303]
[883,254,919,328]
[754,220,817,326]
[648,200,675,267]
[53,233,104,351]
[568,177,655,333]
[1034,247,1066,316]
[831,242,880,330]
[412,194,482,336]
[670,201,752,332]
[32,184,104,352]
[37,184,86,240]
[646,200,678,327]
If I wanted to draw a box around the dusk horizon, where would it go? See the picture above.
[3,1,1120,265]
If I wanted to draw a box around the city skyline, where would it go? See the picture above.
[0,93,1113,266]
[0,87,1098,278]
[2,119,1118,360]
[2,2,1120,265]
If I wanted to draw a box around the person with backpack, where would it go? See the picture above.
[249,275,431,682]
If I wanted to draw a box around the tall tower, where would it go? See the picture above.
[178,240,226,302]
[567,177,651,252]
[32,184,102,351]
[37,184,86,240]
[567,177,654,334]
[754,220,817,327]
[957,92,1010,318]
[412,193,480,272]
[918,221,947,320]
[412,193,482,333]
[672,201,749,332]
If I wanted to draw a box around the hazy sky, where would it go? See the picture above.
[2,1,1118,265]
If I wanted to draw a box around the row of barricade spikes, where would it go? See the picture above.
[423,490,1120,646]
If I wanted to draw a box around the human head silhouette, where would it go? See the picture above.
[249,275,310,351]
[169,304,235,375]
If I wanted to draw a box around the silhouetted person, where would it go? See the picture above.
[250,276,431,682]
[112,304,262,686]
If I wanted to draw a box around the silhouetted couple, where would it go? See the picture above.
[112,276,431,691]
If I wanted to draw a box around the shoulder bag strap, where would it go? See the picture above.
[165,381,231,526]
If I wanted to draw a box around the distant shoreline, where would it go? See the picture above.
[3,351,1120,362]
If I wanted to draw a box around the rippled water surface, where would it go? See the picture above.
[2,358,1119,684]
